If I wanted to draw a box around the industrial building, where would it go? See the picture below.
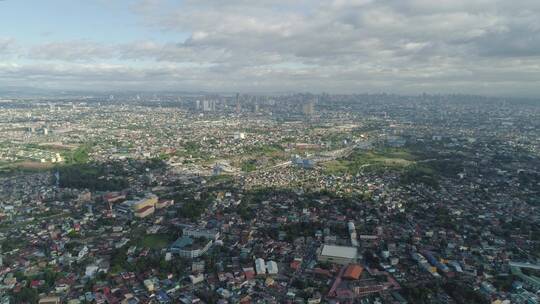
[156,199,174,209]
[183,226,220,240]
[343,264,364,280]
[317,244,358,265]
[170,236,213,259]
[115,194,158,218]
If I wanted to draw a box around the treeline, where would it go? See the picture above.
[401,165,439,188]
[57,163,128,191]
[56,159,168,191]
[179,199,212,219]
[401,159,464,189]
[110,248,188,279]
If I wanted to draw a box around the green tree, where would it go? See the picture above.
[13,287,38,304]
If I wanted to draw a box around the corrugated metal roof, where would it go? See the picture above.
[320,245,357,259]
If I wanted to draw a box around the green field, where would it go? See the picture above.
[241,159,257,172]
[322,148,415,175]
[63,144,91,164]
[322,160,352,174]
[138,233,175,249]
[0,161,55,175]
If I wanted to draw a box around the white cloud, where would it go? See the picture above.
[27,41,115,62]
[3,0,540,95]
[0,37,16,55]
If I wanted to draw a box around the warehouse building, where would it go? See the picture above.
[317,244,358,265]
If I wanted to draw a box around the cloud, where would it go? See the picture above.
[1,56,539,96]
[3,0,540,95]
[27,41,115,62]
[130,0,540,63]
[0,37,16,55]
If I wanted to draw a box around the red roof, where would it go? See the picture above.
[309,268,332,277]
[136,205,154,214]
[30,280,42,288]
[243,268,255,280]
[343,264,363,280]
[290,260,301,270]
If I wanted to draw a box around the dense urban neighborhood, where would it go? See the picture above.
[0,93,539,304]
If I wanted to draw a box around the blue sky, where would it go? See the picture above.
[0,0,182,43]
[1,0,540,96]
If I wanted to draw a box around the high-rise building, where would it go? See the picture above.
[202,100,211,112]
[302,99,315,116]
[235,93,241,114]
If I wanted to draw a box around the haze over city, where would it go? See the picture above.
[1,1,540,304]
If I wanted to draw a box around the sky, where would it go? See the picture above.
[1,0,540,96]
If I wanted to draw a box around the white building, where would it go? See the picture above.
[189,274,205,284]
[144,279,155,292]
[348,221,358,247]
[234,132,246,140]
[85,265,99,277]
[255,258,266,276]
[317,245,358,265]
[183,227,220,240]
[78,246,88,260]
[170,236,213,259]
[266,260,278,275]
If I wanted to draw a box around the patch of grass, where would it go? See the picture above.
[243,144,284,157]
[139,234,175,249]
[241,159,257,172]
[0,161,54,176]
[321,160,351,174]
[175,141,207,159]
[63,144,91,164]
[322,148,415,175]
[208,174,234,183]
[37,143,74,152]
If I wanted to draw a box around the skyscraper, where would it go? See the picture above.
[203,100,211,112]
[303,99,315,116]
[235,93,241,114]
